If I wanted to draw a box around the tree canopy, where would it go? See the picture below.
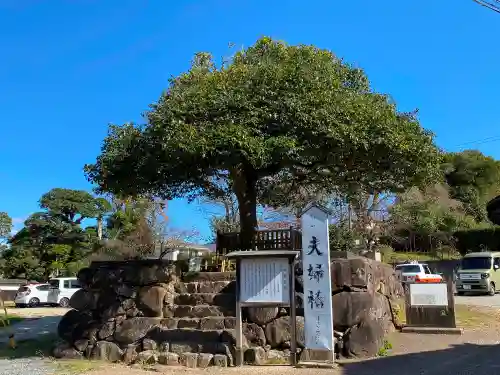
[443,150,500,222]
[0,212,12,238]
[86,37,441,248]
[5,188,107,279]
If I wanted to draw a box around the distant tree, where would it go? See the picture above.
[0,246,45,280]
[0,212,12,239]
[388,184,478,253]
[329,224,357,253]
[443,150,500,222]
[92,196,170,260]
[5,188,106,279]
[85,37,441,249]
[94,197,112,240]
[40,188,101,224]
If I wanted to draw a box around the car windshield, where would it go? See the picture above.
[423,265,432,274]
[49,279,59,289]
[461,257,492,270]
[396,265,421,273]
[17,286,29,292]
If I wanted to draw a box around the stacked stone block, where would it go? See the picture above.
[53,257,403,366]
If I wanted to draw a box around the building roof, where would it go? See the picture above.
[148,241,214,259]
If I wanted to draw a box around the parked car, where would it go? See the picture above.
[456,251,500,296]
[47,277,81,307]
[395,261,443,289]
[14,283,51,307]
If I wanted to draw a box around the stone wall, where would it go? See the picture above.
[53,257,402,367]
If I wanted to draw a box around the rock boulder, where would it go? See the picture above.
[330,257,403,297]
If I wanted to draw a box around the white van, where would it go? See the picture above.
[47,277,81,307]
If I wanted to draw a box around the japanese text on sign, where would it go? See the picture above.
[301,204,334,351]
[239,257,290,304]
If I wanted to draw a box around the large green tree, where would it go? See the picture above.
[443,150,500,222]
[85,37,441,248]
[6,188,104,279]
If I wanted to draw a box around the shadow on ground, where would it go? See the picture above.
[0,316,60,340]
[0,315,61,360]
[0,333,56,359]
[341,342,500,375]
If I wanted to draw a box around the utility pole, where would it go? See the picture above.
[473,0,500,13]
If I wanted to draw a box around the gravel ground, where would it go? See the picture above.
[90,364,338,375]
[0,358,52,375]
[6,307,69,318]
[455,293,500,308]
[2,304,500,375]
[77,329,500,375]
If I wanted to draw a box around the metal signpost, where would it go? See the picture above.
[402,279,462,334]
[299,203,335,364]
[225,249,299,366]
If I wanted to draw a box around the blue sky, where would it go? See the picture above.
[1,0,500,241]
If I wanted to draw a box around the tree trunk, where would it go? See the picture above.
[43,268,52,281]
[97,217,103,240]
[232,167,258,250]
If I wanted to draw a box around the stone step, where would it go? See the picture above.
[183,272,236,283]
[138,350,230,368]
[174,293,235,307]
[183,281,234,294]
[160,317,236,330]
[146,327,238,346]
[166,304,235,318]
[160,341,234,357]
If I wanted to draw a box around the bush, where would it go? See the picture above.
[377,245,396,263]
[433,246,461,259]
[328,224,356,252]
[454,228,500,255]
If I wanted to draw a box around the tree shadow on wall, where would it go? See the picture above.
[341,342,500,375]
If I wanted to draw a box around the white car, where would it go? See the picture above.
[395,261,443,285]
[14,283,51,307]
[47,277,81,307]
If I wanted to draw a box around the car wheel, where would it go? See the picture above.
[457,291,465,296]
[28,297,40,307]
[15,304,24,308]
[489,282,496,296]
[59,297,70,308]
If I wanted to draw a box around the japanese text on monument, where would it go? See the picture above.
[301,205,334,351]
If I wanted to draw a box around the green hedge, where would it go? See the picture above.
[454,228,500,255]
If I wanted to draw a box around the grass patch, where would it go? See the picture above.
[377,339,393,357]
[51,359,105,375]
[0,315,25,328]
[384,252,461,263]
[393,299,500,329]
[265,357,289,365]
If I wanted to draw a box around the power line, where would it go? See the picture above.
[453,135,500,148]
[473,0,500,13]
